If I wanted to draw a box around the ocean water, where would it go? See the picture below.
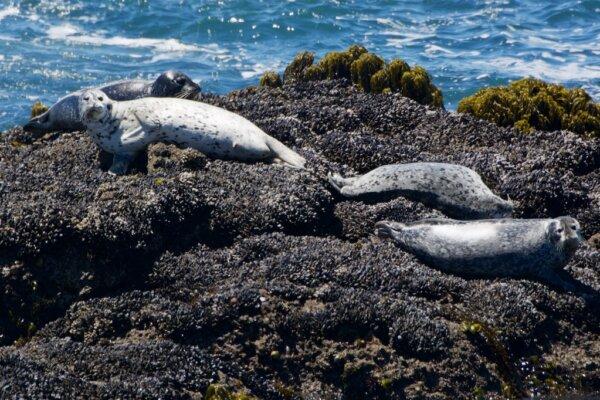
[0,0,599,131]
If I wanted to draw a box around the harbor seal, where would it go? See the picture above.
[329,162,513,219]
[23,71,200,135]
[375,217,584,287]
[78,89,306,174]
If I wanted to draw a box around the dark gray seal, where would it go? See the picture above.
[375,217,584,288]
[329,162,513,219]
[23,70,200,135]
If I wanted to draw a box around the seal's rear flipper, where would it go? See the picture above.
[328,173,344,193]
[374,220,406,240]
[328,173,359,195]
[272,156,304,169]
[265,137,306,169]
[23,112,51,135]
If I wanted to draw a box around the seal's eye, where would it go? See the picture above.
[556,228,564,233]
[571,225,577,230]
[174,77,187,85]
[83,96,90,101]
[107,104,112,111]
[98,96,104,101]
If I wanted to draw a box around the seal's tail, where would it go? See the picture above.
[266,136,306,169]
[327,173,349,193]
[23,112,49,135]
[374,220,406,239]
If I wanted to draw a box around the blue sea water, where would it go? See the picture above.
[0,0,599,131]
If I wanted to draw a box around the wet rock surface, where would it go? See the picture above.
[0,80,599,399]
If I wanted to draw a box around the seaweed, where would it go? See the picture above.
[280,45,444,107]
[318,51,354,80]
[369,69,390,94]
[350,53,385,92]
[283,51,314,82]
[400,66,443,107]
[30,101,48,118]
[259,71,283,88]
[204,384,256,400]
[458,77,600,138]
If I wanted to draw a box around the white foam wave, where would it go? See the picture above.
[377,17,437,47]
[0,5,18,21]
[425,44,454,55]
[386,34,435,47]
[240,62,277,79]
[47,23,200,53]
[526,35,588,54]
[479,57,600,81]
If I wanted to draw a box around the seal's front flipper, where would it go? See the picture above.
[536,268,591,295]
[109,153,135,175]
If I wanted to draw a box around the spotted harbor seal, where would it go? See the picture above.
[78,89,306,174]
[375,217,584,287]
[23,71,200,135]
[329,162,513,219]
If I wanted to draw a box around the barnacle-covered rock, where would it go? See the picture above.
[0,77,598,400]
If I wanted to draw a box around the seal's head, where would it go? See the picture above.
[151,70,200,99]
[548,216,584,255]
[78,89,112,123]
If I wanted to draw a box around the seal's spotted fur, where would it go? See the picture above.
[24,71,200,135]
[375,216,584,287]
[329,162,513,219]
[78,89,306,174]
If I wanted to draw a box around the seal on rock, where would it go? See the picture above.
[78,89,306,174]
[329,162,513,219]
[375,217,584,287]
[23,71,200,135]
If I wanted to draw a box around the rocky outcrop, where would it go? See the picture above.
[0,80,598,399]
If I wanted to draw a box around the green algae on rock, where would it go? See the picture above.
[283,51,315,82]
[318,51,354,80]
[30,101,48,118]
[303,64,326,81]
[350,53,385,93]
[204,384,256,400]
[458,77,600,138]
[400,66,444,107]
[282,45,443,107]
[258,71,283,88]
[369,69,390,94]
